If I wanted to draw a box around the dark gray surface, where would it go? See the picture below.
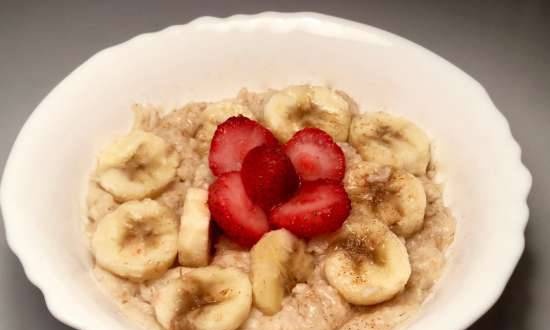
[0,1,548,329]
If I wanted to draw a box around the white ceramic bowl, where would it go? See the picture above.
[1,12,531,330]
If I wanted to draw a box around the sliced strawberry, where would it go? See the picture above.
[269,180,351,238]
[208,172,270,247]
[284,128,346,182]
[241,145,299,211]
[209,116,279,176]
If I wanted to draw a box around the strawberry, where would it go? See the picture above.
[209,116,279,176]
[208,172,270,247]
[269,180,351,238]
[284,128,346,182]
[241,145,299,211]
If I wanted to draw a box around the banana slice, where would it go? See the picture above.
[96,130,180,202]
[263,85,353,142]
[324,219,411,306]
[178,188,211,267]
[140,267,191,303]
[349,112,431,176]
[92,199,179,281]
[345,163,426,237]
[250,229,314,315]
[152,266,252,330]
[195,101,256,155]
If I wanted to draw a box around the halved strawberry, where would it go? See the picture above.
[284,128,346,182]
[208,172,270,247]
[209,116,279,176]
[241,145,299,211]
[269,180,351,238]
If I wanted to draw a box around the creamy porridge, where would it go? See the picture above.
[85,85,455,330]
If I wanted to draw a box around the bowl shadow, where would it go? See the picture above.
[467,232,533,330]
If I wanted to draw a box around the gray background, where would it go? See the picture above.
[0,0,548,329]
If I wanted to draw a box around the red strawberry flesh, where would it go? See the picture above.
[284,128,345,182]
[209,116,279,176]
[208,172,270,247]
[241,145,299,211]
[269,180,351,238]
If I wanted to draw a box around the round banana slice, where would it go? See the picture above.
[92,199,179,281]
[250,229,314,315]
[324,219,411,306]
[96,130,180,202]
[349,112,431,176]
[152,266,252,330]
[178,187,211,267]
[345,163,426,237]
[140,267,191,303]
[263,85,353,142]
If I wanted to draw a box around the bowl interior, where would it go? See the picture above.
[1,13,530,330]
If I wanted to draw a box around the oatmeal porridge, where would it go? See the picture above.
[85,85,455,330]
